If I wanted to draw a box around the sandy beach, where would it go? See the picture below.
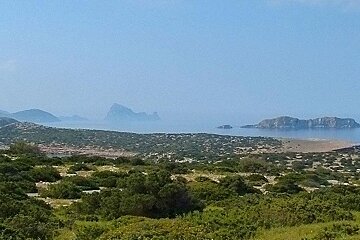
[281,138,355,153]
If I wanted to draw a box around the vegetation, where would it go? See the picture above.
[0,141,360,239]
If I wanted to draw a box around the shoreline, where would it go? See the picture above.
[8,121,360,154]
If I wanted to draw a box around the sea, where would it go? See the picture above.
[45,120,360,145]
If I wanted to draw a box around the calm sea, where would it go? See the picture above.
[45,120,360,144]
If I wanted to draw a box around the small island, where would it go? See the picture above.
[217,124,233,129]
[242,116,360,129]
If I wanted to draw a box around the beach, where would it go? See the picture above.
[281,138,355,153]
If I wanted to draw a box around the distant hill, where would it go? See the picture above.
[0,117,18,128]
[12,109,60,123]
[105,104,160,122]
[242,116,360,129]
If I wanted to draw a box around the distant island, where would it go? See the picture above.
[59,115,88,122]
[0,109,88,124]
[217,124,233,129]
[0,104,160,124]
[242,116,360,129]
[105,103,160,122]
[13,109,60,123]
[0,109,60,123]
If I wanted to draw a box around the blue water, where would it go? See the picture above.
[44,120,360,144]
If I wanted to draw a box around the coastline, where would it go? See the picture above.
[42,121,360,153]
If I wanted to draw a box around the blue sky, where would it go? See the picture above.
[0,0,359,123]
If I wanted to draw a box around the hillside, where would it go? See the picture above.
[243,116,360,129]
[0,117,18,128]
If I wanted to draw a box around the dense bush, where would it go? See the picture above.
[74,170,203,219]
[67,163,93,173]
[182,193,353,239]
[63,176,99,191]
[99,217,209,240]
[90,170,128,188]
[219,175,260,195]
[8,141,41,155]
[0,161,37,193]
[0,184,57,240]
[313,223,360,240]
[266,180,304,194]
[237,158,282,174]
[0,150,360,239]
[245,174,268,186]
[40,181,82,199]
[30,166,62,182]
[189,181,235,202]
[73,222,108,240]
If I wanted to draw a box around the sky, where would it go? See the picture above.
[1,0,360,123]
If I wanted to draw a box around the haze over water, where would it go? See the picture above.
[2,1,360,144]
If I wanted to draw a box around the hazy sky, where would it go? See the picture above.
[1,0,360,122]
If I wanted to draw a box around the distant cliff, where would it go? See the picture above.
[105,104,160,122]
[242,116,360,129]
